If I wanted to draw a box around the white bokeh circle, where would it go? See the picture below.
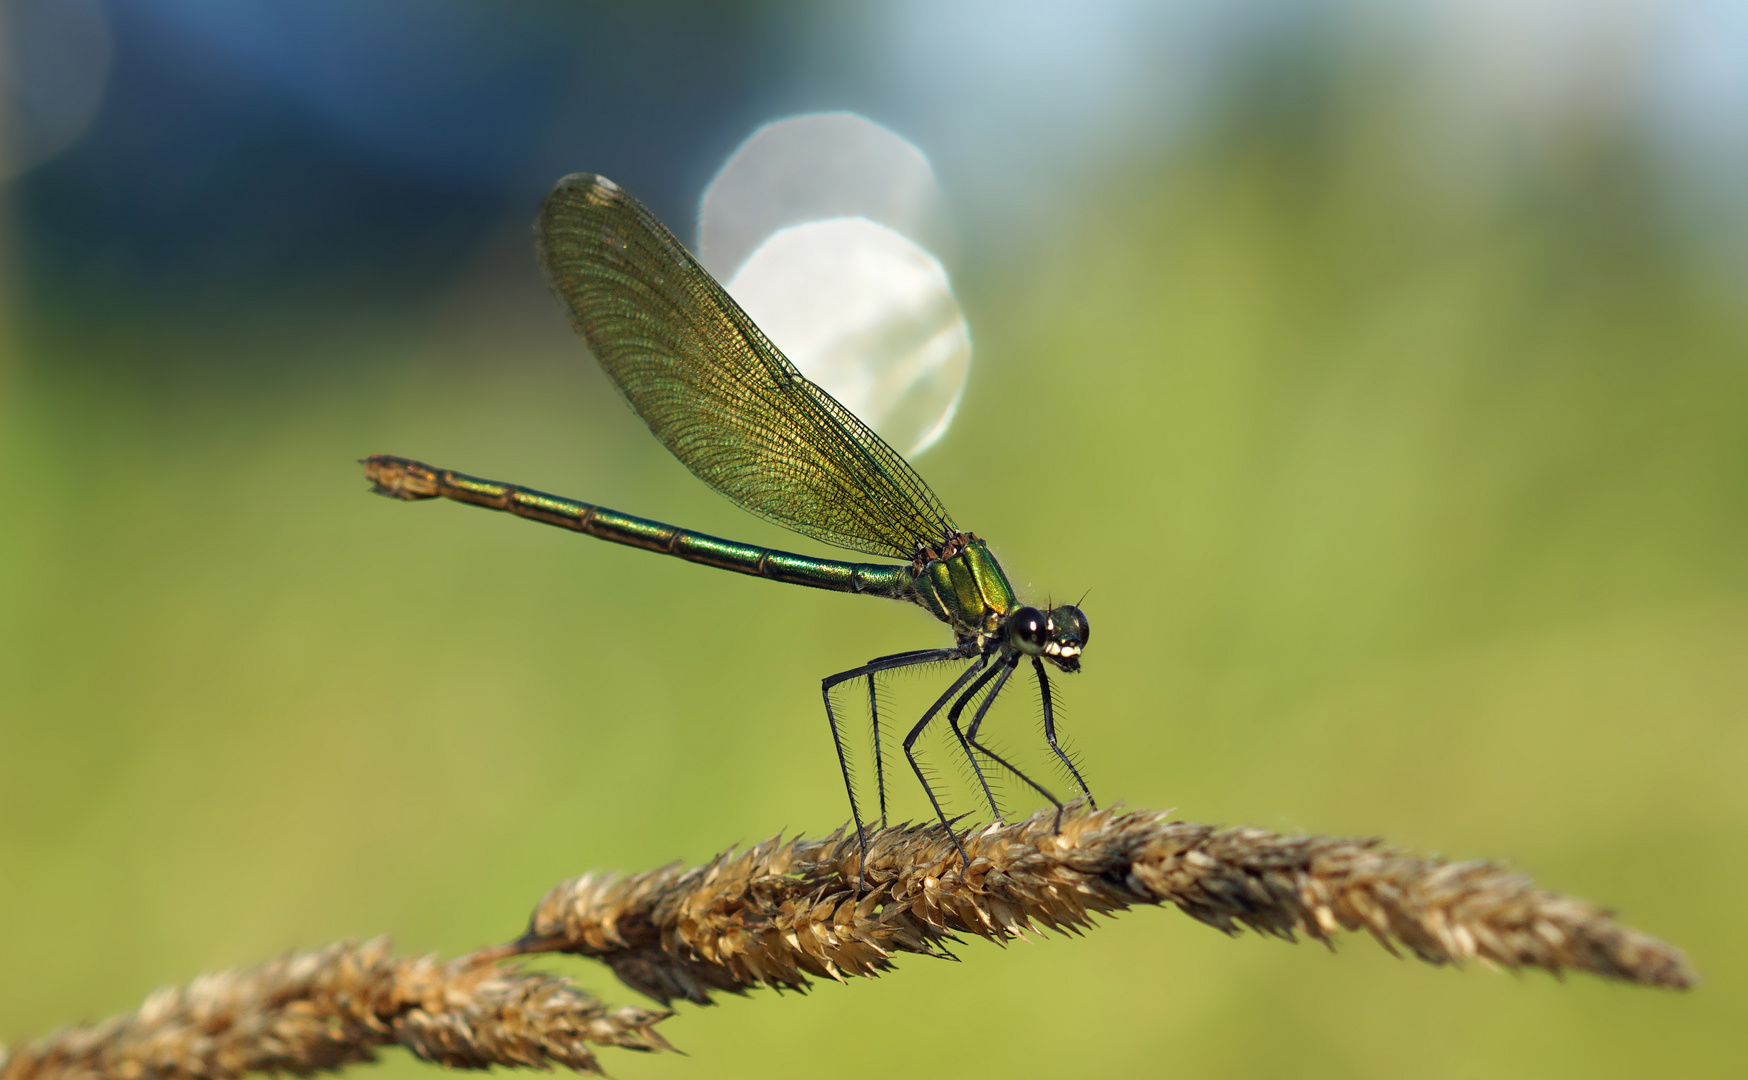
[701,112,968,457]
[728,217,970,459]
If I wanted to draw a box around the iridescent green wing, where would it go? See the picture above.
[536,173,957,561]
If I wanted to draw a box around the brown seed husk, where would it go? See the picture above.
[0,939,671,1080]
[522,806,1696,1004]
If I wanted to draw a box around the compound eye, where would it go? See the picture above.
[1011,606,1047,653]
[1070,608,1090,646]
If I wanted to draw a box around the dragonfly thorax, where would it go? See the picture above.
[908,532,1090,671]
[911,531,1014,642]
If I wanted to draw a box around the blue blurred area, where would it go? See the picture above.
[16,0,784,318]
[133,0,589,191]
[13,0,1748,337]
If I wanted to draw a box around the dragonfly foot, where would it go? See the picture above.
[944,829,976,880]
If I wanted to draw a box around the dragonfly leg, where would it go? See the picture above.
[966,654,1065,828]
[864,675,887,829]
[819,676,870,881]
[901,656,991,873]
[822,647,971,880]
[1033,656,1095,811]
[945,659,1010,821]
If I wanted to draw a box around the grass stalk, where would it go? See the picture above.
[0,939,671,1080]
[519,805,1696,1002]
[2,806,1694,1080]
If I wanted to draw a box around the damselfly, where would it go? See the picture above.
[364,174,1092,870]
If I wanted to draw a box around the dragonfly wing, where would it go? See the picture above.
[536,173,957,561]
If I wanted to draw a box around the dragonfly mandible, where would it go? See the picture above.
[364,173,1093,872]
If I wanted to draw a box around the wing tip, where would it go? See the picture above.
[550,172,623,207]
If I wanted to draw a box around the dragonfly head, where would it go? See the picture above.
[1008,604,1089,673]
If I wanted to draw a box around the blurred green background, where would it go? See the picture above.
[3,1,1745,1077]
